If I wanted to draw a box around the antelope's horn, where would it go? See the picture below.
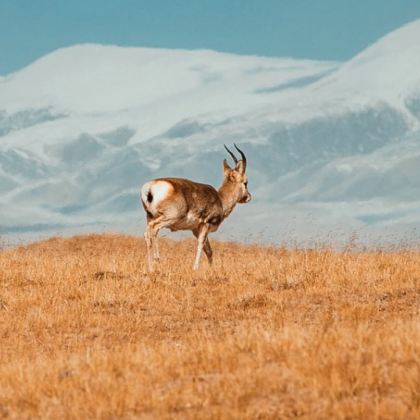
[234,143,247,171]
[224,144,238,164]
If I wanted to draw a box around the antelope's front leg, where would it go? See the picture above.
[193,224,209,270]
[203,238,213,265]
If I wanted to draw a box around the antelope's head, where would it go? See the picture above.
[223,144,251,204]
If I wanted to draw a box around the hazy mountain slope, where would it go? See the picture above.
[1,20,420,243]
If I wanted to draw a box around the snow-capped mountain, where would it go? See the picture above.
[1,20,420,245]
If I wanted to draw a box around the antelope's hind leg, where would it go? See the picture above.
[145,215,180,271]
[144,216,164,272]
[144,224,154,272]
[152,228,160,261]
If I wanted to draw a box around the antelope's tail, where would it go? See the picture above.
[140,182,153,212]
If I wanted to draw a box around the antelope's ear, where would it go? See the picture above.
[223,159,232,175]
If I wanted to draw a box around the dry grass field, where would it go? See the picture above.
[0,234,419,419]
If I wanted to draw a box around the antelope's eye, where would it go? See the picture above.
[244,181,248,187]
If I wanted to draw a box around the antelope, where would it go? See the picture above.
[140,144,251,271]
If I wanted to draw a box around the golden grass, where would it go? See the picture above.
[0,233,419,419]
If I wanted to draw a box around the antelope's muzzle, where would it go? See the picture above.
[241,192,252,203]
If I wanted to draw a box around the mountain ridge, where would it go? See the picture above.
[1,20,420,244]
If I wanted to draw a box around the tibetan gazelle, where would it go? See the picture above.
[141,144,251,271]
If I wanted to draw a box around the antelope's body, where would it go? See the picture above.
[141,145,251,271]
[141,178,223,232]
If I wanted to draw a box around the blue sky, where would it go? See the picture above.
[1,0,420,75]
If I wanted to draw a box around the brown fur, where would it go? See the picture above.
[150,178,223,231]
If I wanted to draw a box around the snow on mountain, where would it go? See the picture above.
[0,44,335,122]
[1,20,420,244]
[317,19,420,102]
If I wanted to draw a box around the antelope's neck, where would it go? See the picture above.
[218,181,239,219]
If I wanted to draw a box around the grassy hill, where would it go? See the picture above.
[0,234,419,418]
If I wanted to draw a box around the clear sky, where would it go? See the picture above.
[1,0,420,75]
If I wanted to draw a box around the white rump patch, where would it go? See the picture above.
[141,180,173,216]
